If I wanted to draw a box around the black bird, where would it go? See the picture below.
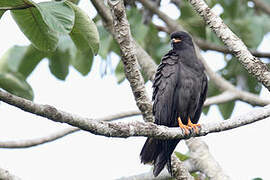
[140,31,208,177]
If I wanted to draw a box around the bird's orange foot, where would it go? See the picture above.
[178,117,190,135]
[187,117,201,134]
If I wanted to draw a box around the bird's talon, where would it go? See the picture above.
[177,117,190,135]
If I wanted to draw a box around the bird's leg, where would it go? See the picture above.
[177,117,190,135]
[187,117,201,133]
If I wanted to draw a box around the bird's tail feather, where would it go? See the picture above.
[140,138,180,177]
[140,138,161,164]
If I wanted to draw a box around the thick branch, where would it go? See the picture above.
[108,0,153,122]
[171,154,194,180]
[188,0,270,91]
[185,138,231,180]
[0,91,245,149]
[0,90,270,140]
[0,110,141,148]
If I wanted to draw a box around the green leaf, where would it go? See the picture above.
[115,60,125,84]
[17,45,47,78]
[71,50,93,75]
[48,37,72,80]
[218,100,235,119]
[0,72,33,100]
[0,0,33,7]
[35,1,75,34]
[49,50,70,80]
[11,6,59,52]
[67,0,80,5]
[0,45,46,79]
[0,45,28,73]
[252,178,263,180]
[174,151,189,161]
[67,1,99,55]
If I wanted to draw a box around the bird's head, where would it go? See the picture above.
[170,31,194,49]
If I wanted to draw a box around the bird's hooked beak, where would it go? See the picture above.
[172,38,181,43]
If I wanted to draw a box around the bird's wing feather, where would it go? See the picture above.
[153,51,179,126]
[192,73,208,123]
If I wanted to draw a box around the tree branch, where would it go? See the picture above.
[0,127,78,148]
[194,38,270,59]
[0,110,141,148]
[0,89,270,140]
[185,138,231,180]
[0,90,249,149]
[107,0,153,123]
[188,0,270,91]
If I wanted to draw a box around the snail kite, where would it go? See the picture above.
[140,31,208,177]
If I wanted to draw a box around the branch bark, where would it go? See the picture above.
[0,110,141,148]
[0,90,250,149]
[188,0,270,91]
[0,89,270,140]
[185,138,231,180]
[108,0,153,123]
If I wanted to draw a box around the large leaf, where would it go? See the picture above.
[0,45,46,79]
[35,1,75,34]
[0,72,33,100]
[0,0,34,7]
[48,50,70,80]
[67,1,99,55]
[17,45,47,78]
[0,45,28,73]
[71,50,93,75]
[11,6,59,52]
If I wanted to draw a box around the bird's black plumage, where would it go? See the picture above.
[140,31,208,177]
